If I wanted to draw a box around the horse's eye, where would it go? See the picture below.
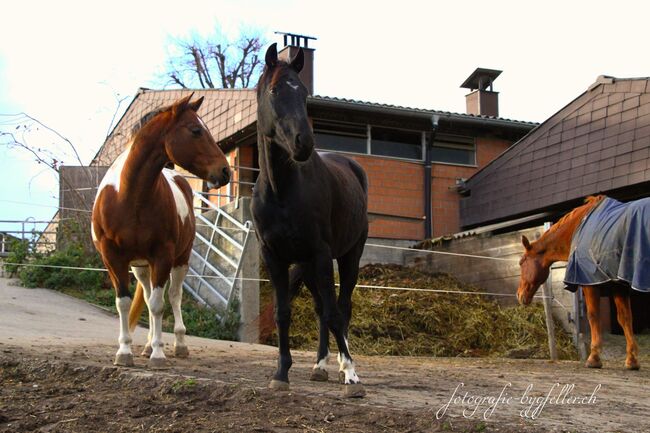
[190,126,202,136]
[269,87,277,95]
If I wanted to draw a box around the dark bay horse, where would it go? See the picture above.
[92,94,230,367]
[517,195,641,370]
[251,44,369,397]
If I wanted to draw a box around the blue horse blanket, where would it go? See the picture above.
[564,197,650,292]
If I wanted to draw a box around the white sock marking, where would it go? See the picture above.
[116,296,133,355]
[313,351,330,370]
[169,265,188,348]
[338,338,360,384]
[149,286,166,360]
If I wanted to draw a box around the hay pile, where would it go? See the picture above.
[259,264,577,360]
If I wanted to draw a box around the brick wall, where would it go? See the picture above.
[216,137,512,241]
[431,137,511,238]
[347,154,424,240]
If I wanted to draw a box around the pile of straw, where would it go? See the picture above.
[259,264,577,359]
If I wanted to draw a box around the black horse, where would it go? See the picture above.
[251,43,369,397]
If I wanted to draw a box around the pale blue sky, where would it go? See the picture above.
[2,0,650,234]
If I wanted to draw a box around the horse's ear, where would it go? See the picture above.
[265,43,278,68]
[291,47,304,73]
[522,235,532,251]
[171,93,194,120]
[188,96,204,112]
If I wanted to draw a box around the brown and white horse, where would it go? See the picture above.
[517,195,640,370]
[92,94,230,367]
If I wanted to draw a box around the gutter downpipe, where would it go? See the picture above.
[424,115,440,239]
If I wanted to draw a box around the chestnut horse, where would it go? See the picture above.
[251,44,369,397]
[517,195,641,370]
[92,95,230,367]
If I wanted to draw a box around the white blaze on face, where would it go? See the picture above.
[162,169,190,222]
[286,81,299,91]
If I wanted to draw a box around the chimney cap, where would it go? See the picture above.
[274,31,317,49]
[460,68,502,91]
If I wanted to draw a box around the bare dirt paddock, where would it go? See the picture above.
[1,280,649,433]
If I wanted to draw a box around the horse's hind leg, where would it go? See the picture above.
[613,289,640,370]
[315,250,365,398]
[169,265,189,358]
[147,257,173,368]
[132,266,153,357]
[583,286,603,368]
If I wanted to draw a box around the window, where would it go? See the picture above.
[371,127,423,160]
[431,134,475,165]
[313,120,367,154]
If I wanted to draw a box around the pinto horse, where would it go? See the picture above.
[92,94,230,367]
[517,195,642,370]
[251,44,369,397]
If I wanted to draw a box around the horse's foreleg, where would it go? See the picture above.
[103,252,134,366]
[612,289,640,370]
[583,286,603,368]
[147,259,172,368]
[262,247,291,389]
[169,265,189,358]
[132,266,153,357]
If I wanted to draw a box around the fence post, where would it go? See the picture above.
[542,222,558,361]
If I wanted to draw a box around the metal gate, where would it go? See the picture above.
[183,192,253,319]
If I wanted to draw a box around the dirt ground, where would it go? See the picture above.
[1,279,649,433]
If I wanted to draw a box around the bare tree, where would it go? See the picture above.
[0,96,128,251]
[166,31,265,89]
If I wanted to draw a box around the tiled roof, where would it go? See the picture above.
[94,88,536,166]
[94,88,257,166]
[460,76,650,229]
[309,95,538,127]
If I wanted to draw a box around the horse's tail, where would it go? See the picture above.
[128,282,146,333]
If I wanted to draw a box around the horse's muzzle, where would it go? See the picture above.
[207,167,231,189]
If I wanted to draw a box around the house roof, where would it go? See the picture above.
[460,76,650,229]
[94,87,536,166]
[94,88,257,166]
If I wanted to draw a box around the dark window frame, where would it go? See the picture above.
[431,133,476,166]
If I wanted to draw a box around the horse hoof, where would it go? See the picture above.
[148,357,168,369]
[310,368,328,382]
[174,345,189,358]
[626,360,640,370]
[342,383,366,398]
[114,353,134,367]
[141,345,153,357]
[585,358,602,369]
[268,379,290,391]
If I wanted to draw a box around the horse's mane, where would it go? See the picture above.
[131,107,166,136]
[541,195,606,241]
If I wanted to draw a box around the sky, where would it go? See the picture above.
[1,0,650,234]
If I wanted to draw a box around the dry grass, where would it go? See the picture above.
[260,264,578,360]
